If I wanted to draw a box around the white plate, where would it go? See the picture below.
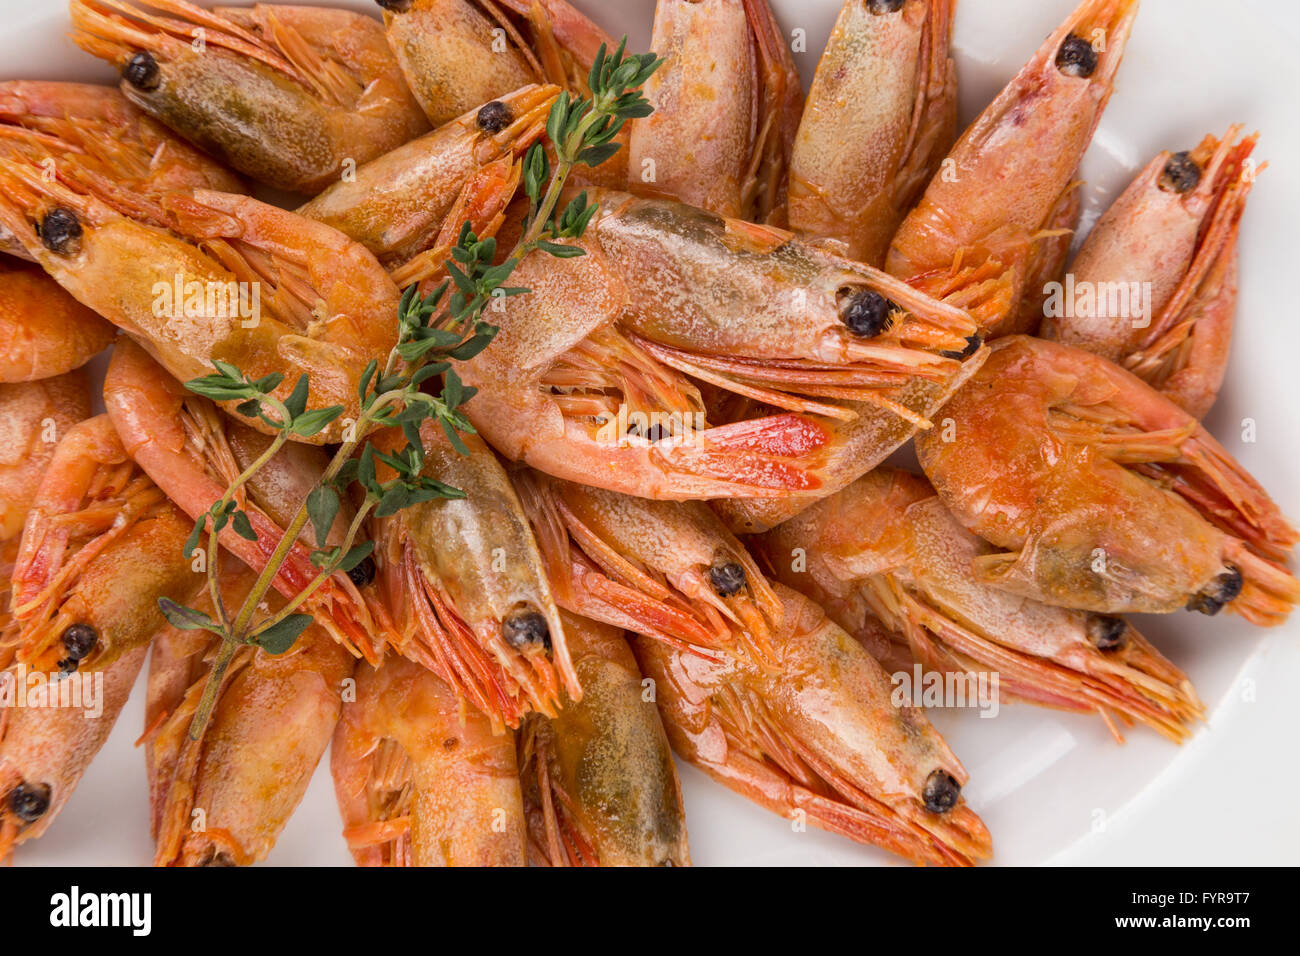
[4,0,1298,866]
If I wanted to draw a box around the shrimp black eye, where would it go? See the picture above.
[1159,151,1202,194]
[867,0,906,12]
[940,334,983,360]
[347,555,376,588]
[1086,615,1128,651]
[839,289,896,338]
[123,51,161,91]
[708,559,746,597]
[1055,34,1098,78]
[922,770,960,814]
[57,623,99,673]
[503,608,551,651]
[476,101,514,134]
[1186,565,1243,616]
[375,0,413,11]
[38,207,82,256]
[627,421,669,442]
[8,782,52,823]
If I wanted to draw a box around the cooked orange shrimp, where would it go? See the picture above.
[9,415,195,673]
[1,416,195,858]
[916,335,1299,624]
[376,0,610,126]
[373,424,574,732]
[0,259,113,383]
[0,371,93,663]
[0,80,244,250]
[887,0,1139,338]
[787,0,956,266]
[146,566,354,866]
[1014,183,1082,336]
[0,371,93,551]
[331,655,527,867]
[633,583,991,866]
[519,611,689,866]
[104,339,391,662]
[455,189,976,500]
[70,0,429,194]
[299,83,558,268]
[519,471,780,659]
[618,4,974,533]
[713,329,986,534]
[762,466,1203,742]
[628,0,803,225]
[1045,128,1258,418]
[0,158,401,444]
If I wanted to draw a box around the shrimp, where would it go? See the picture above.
[886,0,1140,338]
[0,371,93,550]
[104,338,391,662]
[0,157,402,445]
[376,0,610,126]
[1044,128,1259,418]
[0,371,93,663]
[761,467,1204,742]
[521,475,985,863]
[628,0,803,225]
[69,0,429,194]
[0,80,244,251]
[518,471,781,659]
[299,83,558,268]
[518,611,689,866]
[9,415,194,673]
[915,335,1300,624]
[454,188,977,500]
[1014,183,1082,337]
[0,259,113,383]
[373,423,574,732]
[331,656,527,867]
[1,416,195,858]
[633,582,991,866]
[787,0,957,267]
[713,340,986,534]
[146,566,354,866]
[610,6,976,532]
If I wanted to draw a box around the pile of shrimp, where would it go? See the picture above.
[0,0,1292,867]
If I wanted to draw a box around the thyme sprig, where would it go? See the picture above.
[158,40,662,739]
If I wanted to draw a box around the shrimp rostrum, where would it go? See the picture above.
[916,335,1300,625]
[761,467,1204,743]
[455,189,977,501]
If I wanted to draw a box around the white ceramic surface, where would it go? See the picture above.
[3,0,1298,866]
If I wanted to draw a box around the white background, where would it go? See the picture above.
[2,0,1298,865]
